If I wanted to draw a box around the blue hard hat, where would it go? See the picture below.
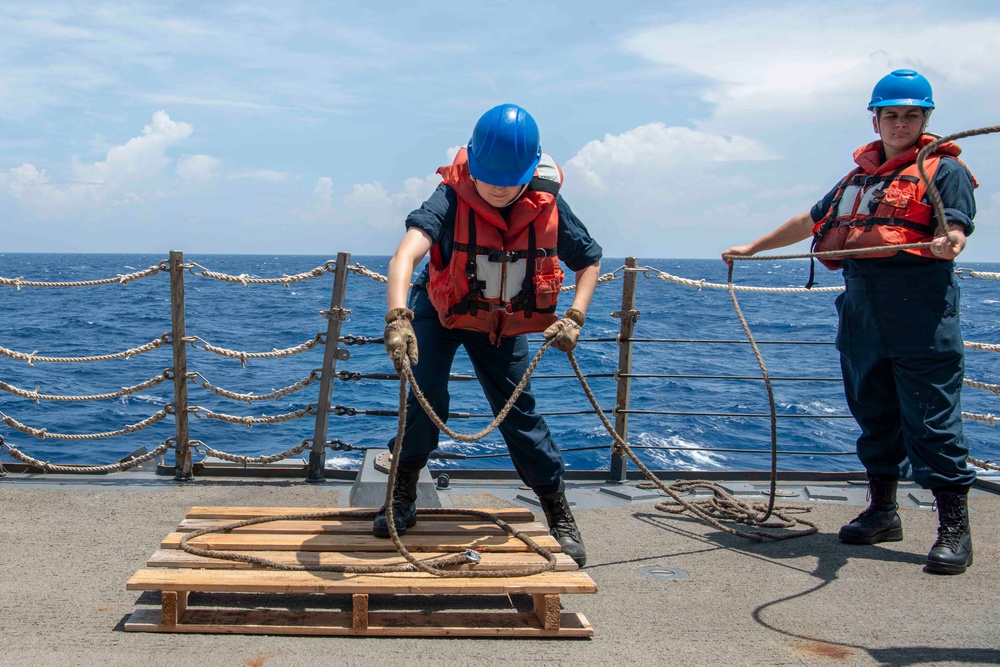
[467,104,542,187]
[868,69,935,110]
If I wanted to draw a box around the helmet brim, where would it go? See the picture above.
[868,99,935,110]
[467,150,540,187]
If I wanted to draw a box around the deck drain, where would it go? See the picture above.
[762,488,800,498]
[638,566,688,581]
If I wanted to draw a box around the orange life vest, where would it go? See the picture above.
[426,148,565,344]
[812,135,975,270]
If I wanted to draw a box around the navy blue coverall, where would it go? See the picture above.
[392,184,603,496]
[812,157,977,490]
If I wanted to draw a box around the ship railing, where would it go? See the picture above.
[1,253,997,479]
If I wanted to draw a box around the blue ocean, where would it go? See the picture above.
[2,253,998,474]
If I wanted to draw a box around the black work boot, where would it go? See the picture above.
[538,491,587,568]
[838,474,903,544]
[372,466,421,538]
[926,488,973,575]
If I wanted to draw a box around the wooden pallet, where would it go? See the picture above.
[125,506,597,638]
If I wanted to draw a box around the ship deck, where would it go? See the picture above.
[1,471,998,667]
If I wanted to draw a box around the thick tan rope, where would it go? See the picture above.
[0,437,169,473]
[190,370,321,403]
[189,334,323,367]
[0,335,169,366]
[190,405,317,427]
[400,344,551,442]
[969,456,1000,471]
[375,365,558,578]
[0,409,169,440]
[963,412,997,426]
[187,261,334,286]
[193,439,313,465]
[0,263,166,290]
[645,267,844,293]
[965,379,1000,396]
[956,268,1000,280]
[563,352,817,541]
[0,371,169,402]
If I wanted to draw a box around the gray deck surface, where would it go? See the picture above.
[1,473,998,667]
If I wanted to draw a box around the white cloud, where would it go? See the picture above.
[292,146,457,230]
[565,122,778,193]
[229,169,293,182]
[176,154,220,182]
[623,8,1000,131]
[0,110,192,217]
[292,176,336,222]
[343,173,441,229]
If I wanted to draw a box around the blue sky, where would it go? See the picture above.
[2,1,998,260]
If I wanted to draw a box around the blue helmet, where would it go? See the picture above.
[467,104,541,187]
[868,69,935,110]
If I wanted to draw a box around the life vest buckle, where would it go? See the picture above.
[487,250,517,263]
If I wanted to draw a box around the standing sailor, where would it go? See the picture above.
[722,69,978,574]
[378,103,603,567]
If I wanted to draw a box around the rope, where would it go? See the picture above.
[187,261,334,286]
[343,262,624,294]
[560,269,622,292]
[190,370,321,403]
[966,341,1000,353]
[644,267,843,293]
[0,263,166,289]
[963,412,997,426]
[0,334,169,366]
[190,405,317,427]
[0,371,170,402]
[918,125,1000,237]
[0,436,169,473]
[969,456,1000,472]
[347,263,389,284]
[564,350,816,541]
[400,345,549,442]
[956,268,1000,280]
[178,509,478,574]
[965,379,1000,396]
[179,346,561,577]
[0,409,169,440]
[189,334,323,367]
[193,439,312,465]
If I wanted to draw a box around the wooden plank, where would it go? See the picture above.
[352,594,368,631]
[161,532,561,553]
[160,591,188,627]
[176,518,549,537]
[533,593,561,631]
[147,549,579,571]
[184,507,536,522]
[127,568,598,596]
[124,608,594,638]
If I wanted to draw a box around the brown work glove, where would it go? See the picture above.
[542,308,585,353]
[384,308,418,370]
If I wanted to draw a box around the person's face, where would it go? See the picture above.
[873,106,926,157]
[474,179,524,208]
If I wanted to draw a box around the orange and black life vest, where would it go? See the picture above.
[811,134,975,271]
[426,148,565,344]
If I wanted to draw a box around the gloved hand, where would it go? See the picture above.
[384,308,418,370]
[542,308,585,353]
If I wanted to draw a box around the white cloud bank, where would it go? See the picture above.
[292,146,463,239]
[623,7,1000,131]
[0,110,194,217]
[176,154,220,182]
[566,123,778,193]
